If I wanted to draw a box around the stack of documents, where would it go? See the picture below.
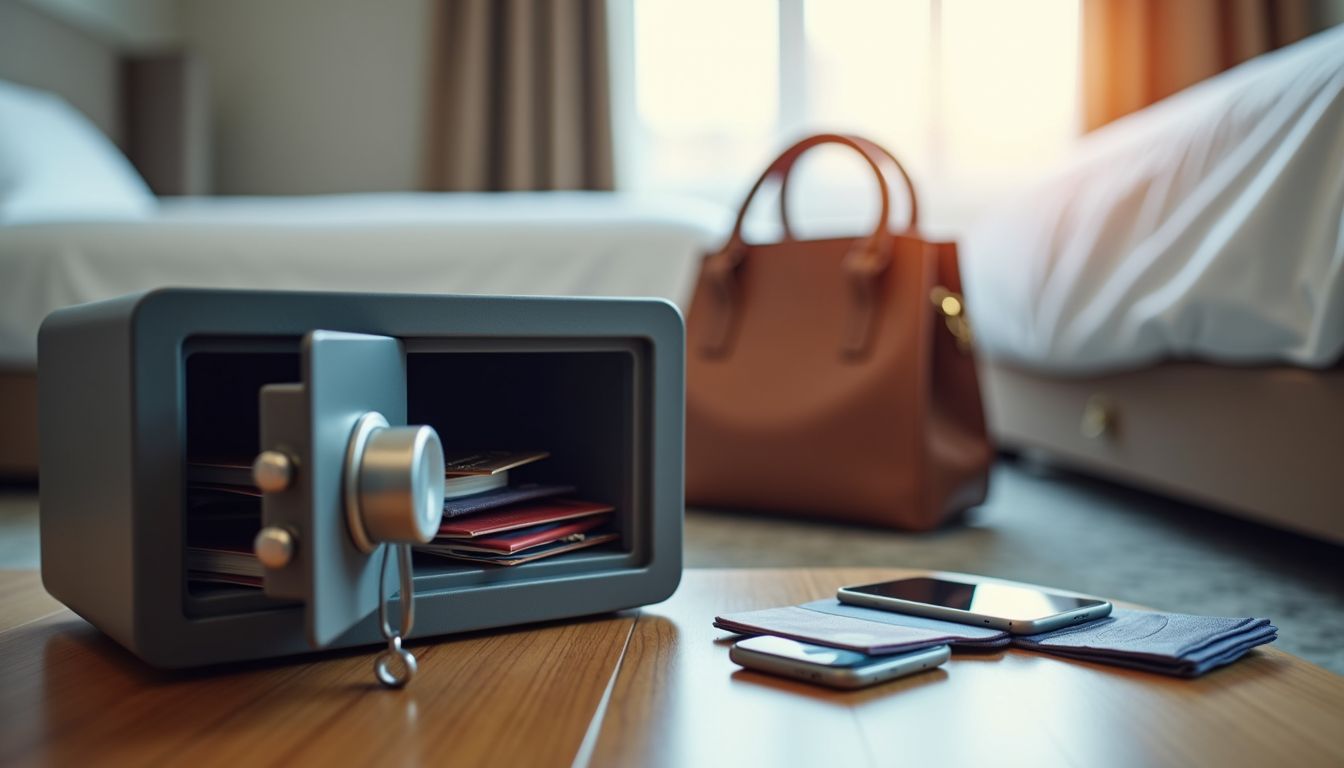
[416,451,616,566]
[184,469,264,588]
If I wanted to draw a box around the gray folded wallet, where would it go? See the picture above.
[714,599,1276,678]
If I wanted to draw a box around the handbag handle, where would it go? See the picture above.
[718,133,900,254]
[700,134,918,358]
[777,135,919,240]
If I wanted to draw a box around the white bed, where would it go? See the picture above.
[952,26,1344,543]
[0,192,726,366]
[960,23,1344,374]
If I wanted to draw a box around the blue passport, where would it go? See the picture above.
[441,483,575,518]
[716,600,1276,678]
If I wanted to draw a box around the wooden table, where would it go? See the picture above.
[2,568,1342,767]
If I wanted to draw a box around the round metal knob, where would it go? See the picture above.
[254,526,296,569]
[345,412,446,553]
[1080,395,1118,440]
[252,450,294,493]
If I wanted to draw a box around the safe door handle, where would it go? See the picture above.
[252,413,445,563]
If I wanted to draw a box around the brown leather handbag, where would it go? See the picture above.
[685,133,992,529]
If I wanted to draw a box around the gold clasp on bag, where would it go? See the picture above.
[930,286,973,351]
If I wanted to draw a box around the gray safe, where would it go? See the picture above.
[38,289,684,668]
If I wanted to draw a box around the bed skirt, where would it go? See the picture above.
[981,360,1343,545]
[0,370,37,479]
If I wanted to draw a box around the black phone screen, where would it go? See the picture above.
[847,577,1106,621]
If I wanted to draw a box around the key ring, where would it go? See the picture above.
[374,543,417,688]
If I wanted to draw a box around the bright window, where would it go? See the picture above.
[614,0,1081,236]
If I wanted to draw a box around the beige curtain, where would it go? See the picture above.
[428,0,614,191]
[1082,0,1325,131]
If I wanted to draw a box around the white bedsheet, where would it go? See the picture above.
[960,25,1344,374]
[0,192,727,366]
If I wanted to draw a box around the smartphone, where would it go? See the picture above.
[729,635,950,690]
[837,576,1112,634]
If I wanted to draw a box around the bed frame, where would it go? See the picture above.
[0,371,38,480]
[981,360,1344,545]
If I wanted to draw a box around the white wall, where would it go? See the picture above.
[0,0,123,141]
[179,0,434,195]
[22,0,180,49]
[1322,0,1344,25]
[20,0,1341,197]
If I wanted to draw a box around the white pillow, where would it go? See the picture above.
[0,79,155,224]
[960,25,1344,372]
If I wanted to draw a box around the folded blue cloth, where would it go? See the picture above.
[1016,608,1278,677]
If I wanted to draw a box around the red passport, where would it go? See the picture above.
[436,498,614,538]
[421,533,619,566]
[441,516,607,554]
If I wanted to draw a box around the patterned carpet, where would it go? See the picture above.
[4,457,1340,672]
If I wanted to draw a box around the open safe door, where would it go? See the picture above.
[252,331,445,650]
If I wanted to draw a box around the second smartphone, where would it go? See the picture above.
[837,576,1112,634]
[730,636,950,690]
